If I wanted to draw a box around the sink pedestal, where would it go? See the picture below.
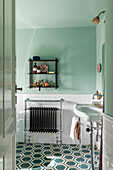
[90,121,95,170]
[74,104,103,170]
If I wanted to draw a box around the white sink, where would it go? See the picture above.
[74,104,103,122]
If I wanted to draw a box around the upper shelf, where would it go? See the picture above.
[28,59,59,62]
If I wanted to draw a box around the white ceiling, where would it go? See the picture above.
[16,0,105,29]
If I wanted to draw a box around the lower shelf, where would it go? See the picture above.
[28,86,58,91]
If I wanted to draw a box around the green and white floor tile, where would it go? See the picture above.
[16,143,99,170]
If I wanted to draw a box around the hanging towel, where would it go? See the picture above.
[70,117,81,141]
[75,121,81,140]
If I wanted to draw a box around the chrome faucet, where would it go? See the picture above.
[92,93,97,99]
[92,91,103,99]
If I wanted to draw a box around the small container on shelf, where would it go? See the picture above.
[44,80,49,87]
[33,63,37,73]
[33,80,40,87]
[40,64,48,73]
[33,80,38,87]
[37,80,40,86]
[33,56,40,61]
[45,82,49,87]
[48,71,55,74]
[49,81,54,87]
[37,66,41,73]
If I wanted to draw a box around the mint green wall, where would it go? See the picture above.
[16,27,96,94]
[96,17,105,93]
[105,1,113,117]
[102,43,105,92]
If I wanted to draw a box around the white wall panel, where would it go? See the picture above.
[103,114,113,169]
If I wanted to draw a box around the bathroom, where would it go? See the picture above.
[15,0,105,169]
[1,0,113,169]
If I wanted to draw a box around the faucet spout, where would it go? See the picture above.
[92,94,97,99]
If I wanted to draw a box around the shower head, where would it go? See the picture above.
[92,11,106,24]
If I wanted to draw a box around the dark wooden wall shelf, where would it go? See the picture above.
[28,73,58,75]
[28,58,59,91]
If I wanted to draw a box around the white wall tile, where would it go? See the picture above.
[103,114,113,170]
[16,94,95,145]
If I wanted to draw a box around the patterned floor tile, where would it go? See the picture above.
[16,143,100,170]
[78,163,90,170]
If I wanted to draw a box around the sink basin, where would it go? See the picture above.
[74,104,103,122]
[91,101,103,108]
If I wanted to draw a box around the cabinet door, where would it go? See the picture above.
[0,0,16,169]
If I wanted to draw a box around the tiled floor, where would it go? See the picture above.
[16,143,99,170]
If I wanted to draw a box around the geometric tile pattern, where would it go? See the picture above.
[16,142,99,170]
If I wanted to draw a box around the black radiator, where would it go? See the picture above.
[29,107,58,133]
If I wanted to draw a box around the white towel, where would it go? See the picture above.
[70,117,81,141]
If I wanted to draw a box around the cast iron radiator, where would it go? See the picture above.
[29,107,58,133]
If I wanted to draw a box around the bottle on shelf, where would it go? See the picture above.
[33,63,37,73]
[33,80,38,87]
[40,80,45,87]
[37,66,41,73]
[37,80,40,86]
